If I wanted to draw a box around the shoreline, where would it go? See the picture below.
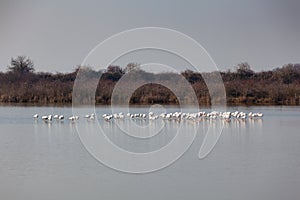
[1,102,300,107]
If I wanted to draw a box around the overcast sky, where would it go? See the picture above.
[0,0,300,72]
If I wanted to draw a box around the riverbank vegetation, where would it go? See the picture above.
[0,56,300,105]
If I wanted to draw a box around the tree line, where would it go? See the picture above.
[0,56,300,105]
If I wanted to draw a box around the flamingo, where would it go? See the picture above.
[257,112,264,117]
[41,115,48,120]
[69,116,79,121]
[104,115,113,121]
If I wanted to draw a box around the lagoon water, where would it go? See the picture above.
[0,106,300,200]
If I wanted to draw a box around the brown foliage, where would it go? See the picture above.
[1,59,300,106]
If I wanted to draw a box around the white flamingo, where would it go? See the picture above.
[69,116,79,121]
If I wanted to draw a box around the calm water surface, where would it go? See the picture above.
[0,106,300,200]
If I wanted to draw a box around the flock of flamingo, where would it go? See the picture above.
[33,111,263,123]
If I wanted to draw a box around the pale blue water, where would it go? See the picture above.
[0,106,300,200]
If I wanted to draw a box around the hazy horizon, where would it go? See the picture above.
[1,0,300,73]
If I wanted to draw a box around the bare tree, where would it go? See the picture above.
[236,62,254,79]
[8,56,35,74]
[125,63,140,73]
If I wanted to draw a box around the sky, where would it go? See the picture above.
[0,0,300,73]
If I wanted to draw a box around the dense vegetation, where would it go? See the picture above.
[1,56,300,105]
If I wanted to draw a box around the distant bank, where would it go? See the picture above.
[1,56,300,106]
